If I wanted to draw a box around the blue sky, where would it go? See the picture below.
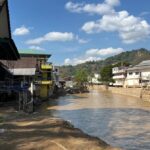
[9,0,150,65]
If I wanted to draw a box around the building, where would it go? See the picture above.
[1,49,55,101]
[0,0,21,107]
[19,50,54,99]
[0,1,57,111]
[89,74,101,85]
[112,67,127,87]
[125,60,150,87]
[0,0,34,112]
[112,60,150,88]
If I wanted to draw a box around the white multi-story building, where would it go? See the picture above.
[89,73,101,84]
[112,67,127,86]
[125,60,150,87]
[112,60,150,87]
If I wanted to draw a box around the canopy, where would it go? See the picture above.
[0,62,12,80]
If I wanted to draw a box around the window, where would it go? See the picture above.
[129,72,133,75]
[135,72,139,75]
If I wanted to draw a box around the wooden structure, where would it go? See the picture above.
[0,0,33,112]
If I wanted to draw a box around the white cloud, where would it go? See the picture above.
[105,0,120,6]
[140,11,150,17]
[64,47,124,65]
[66,0,150,44]
[26,32,75,45]
[26,32,88,45]
[65,2,84,13]
[64,57,101,66]
[86,47,124,56]
[78,38,89,44]
[65,1,116,15]
[82,10,150,43]
[29,45,45,51]
[64,58,72,65]
[82,21,101,34]
[76,35,89,44]
[13,25,30,36]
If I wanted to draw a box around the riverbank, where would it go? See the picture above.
[89,85,150,101]
[0,108,119,150]
[46,91,150,149]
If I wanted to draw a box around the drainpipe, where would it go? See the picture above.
[28,82,34,112]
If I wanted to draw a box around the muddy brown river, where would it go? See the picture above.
[42,90,150,150]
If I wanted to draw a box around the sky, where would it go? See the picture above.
[9,0,150,65]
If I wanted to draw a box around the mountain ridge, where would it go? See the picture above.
[59,48,150,78]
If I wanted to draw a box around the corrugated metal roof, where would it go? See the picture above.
[0,0,20,60]
[9,68,36,76]
[1,57,37,68]
[136,60,150,66]
[0,0,5,5]
[19,50,51,57]
[127,60,150,71]
[127,66,150,71]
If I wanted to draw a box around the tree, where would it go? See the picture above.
[113,61,130,67]
[100,65,113,84]
[74,69,88,87]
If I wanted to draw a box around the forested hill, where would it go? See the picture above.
[59,48,150,78]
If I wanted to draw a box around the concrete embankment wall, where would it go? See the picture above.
[108,87,142,98]
[89,85,149,100]
[89,85,150,102]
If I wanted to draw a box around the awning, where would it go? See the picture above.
[0,62,12,80]
[0,38,20,60]
[9,68,36,76]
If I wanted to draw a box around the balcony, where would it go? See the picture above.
[112,67,127,74]
[113,69,126,74]
[41,64,52,70]
[41,80,53,85]
[35,80,53,85]
[113,75,126,79]
[127,74,140,79]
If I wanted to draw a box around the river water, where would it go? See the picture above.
[43,90,150,150]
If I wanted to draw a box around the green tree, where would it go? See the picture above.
[113,61,130,67]
[100,65,113,84]
[74,69,88,87]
